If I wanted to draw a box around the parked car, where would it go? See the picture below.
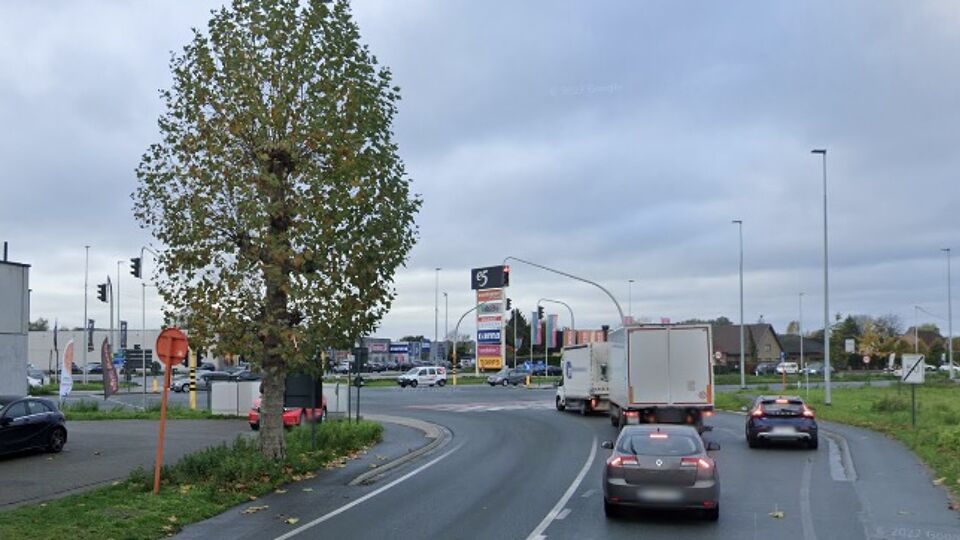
[397,366,447,388]
[800,362,834,375]
[170,371,233,392]
[27,369,49,387]
[602,425,720,520]
[86,362,103,374]
[332,361,351,374]
[248,395,326,431]
[745,395,818,449]
[0,396,68,456]
[938,363,959,373]
[486,368,529,387]
[532,365,562,376]
[754,362,778,376]
[775,362,799,375]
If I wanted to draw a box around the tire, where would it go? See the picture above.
[610,407,619,426]
[703,505,720,521]
[410,380,418,388]
[437,379,446,387]
[488,383,495,387]
[47,427,66,453]
[579,400,589,416]
[807,436,819,450]
[556,396,566,412]
[603,500,620,519]
[250,423,260,431]
[747,435,759,448]
[501,379,509,387]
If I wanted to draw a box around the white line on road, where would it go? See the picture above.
[524,437,597,540]
[799,458,817,540]
[555,508,571,520]
[272,443,463,540]
[580,489,596,498]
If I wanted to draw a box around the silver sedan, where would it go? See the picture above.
[602,424,721,520]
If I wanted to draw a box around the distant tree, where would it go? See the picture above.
[399,335,425,343]
[714,316,733,326]
[678,316,733,326]
[785,320,800,335]
[505,309,530,360]
[918,323,941,334]
[133,0,420,459]
[29,318,49,331]
[874,314,903,337]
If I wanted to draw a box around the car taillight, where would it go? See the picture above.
[624,411,640,418]
[802,407,815,418]
[649,433,668,439]
[751,407,764,417]
[608,454,637,468]
[680,457,711,469]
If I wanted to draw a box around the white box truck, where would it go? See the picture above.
[555,342,610,415]
[607,324,715,432]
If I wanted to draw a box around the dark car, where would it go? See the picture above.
[602,425,720,520]
[486,368,529,386]
[0,396,68,456]
[753,362,778,376]
[745,396,818,449]
[532,365,562,376]
[170,370,233,392]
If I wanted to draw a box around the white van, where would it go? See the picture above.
[775,362,799,374]
[397,366,447,388]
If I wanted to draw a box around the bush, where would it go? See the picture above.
[62,400,100,413]
[871,396,908,413]
[936,426,960,451]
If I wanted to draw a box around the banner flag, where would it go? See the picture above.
[101,337,119,399]
[59,340,74,402]
[87,319,95,352]
[531,311,541,345]
[547,314,558,348]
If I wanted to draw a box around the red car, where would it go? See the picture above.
[248,396,327,431]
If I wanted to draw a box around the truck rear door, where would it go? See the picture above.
[667,326,711,405]
[628,328,670,404]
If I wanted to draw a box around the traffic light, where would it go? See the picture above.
[502,265,510,286]
[97,283,108,303]
[130,257,142,278]
[537,305,544,319]
[505,298,512,311]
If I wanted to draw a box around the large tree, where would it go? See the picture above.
[133,0,420,459]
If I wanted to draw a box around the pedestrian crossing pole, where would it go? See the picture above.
[188,348,197,410]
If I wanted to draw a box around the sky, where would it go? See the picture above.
[1,0,959,341]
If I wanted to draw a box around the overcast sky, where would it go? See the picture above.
[2,1,959,341]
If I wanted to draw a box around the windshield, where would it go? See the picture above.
[617,433,702,456]
[405,368,420,375]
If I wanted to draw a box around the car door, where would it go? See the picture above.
[0,401,33,453]
[425,368,436,385]
[24,400,54,447]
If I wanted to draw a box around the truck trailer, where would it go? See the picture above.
[555,342,610,415]
[607,324,714,432]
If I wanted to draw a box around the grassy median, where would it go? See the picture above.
[59,400,234,421]
[715,381,960,502]
[0,420,383,539]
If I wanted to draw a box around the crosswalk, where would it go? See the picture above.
[406,400,555,413]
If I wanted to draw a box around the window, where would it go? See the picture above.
[2,401,29,420]
[765,344,771,352]
[27,400,52,415]
[427,368,436,376]
[618,433,702,456]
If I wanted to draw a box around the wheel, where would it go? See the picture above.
[488,383,495,387]
[703,505,719,521]
[747,434,759,448]
[603,500,620,518]
[410,380,418,388]
[250,423,260,431]
[610,407,619,426]
[807,436,819,450]
[437,379,446,387]
[556,396,566,411]
[501,379,509,387]
[398,382,406,388]
[47,427,66,453]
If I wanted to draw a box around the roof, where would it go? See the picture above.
[778,335,825,354]
[903,328,944,348]
[712,324,781,355]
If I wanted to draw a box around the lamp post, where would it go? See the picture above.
[800,292,807,396]
[434,267,441,363]
[811,148,832,405]
[943,248,954,380]
[443,291,448,364]
[83,246,90,384]
[914,305,920,354]
[628,279,635,320]
[732,220,745,389]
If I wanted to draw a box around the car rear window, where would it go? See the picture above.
[617,433,702,456]
[761,400,805,415]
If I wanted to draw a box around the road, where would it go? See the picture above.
[175,385,959,540]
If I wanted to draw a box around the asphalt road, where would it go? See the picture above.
[0,419,248,508]
[171,385,958,540]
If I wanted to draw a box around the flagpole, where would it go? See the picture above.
[83,246,89,384]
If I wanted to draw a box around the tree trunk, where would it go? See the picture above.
[258,359,286,460]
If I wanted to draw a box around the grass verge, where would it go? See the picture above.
[0,420,383,539]
[713,372,898,386]
[716,381,960,502]
[30,382,140,396]
[59,400,236,421]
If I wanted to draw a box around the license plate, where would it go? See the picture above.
[638,488,682,502]
[772,426,796,434]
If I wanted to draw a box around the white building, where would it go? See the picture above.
[0,252,30,395]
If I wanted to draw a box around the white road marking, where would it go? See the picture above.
[524,437,597,540]
[824,431,857,482]
[580,489,596,498]
[555,508,571,520]
[799,458,817,540]
[272,443,462,540]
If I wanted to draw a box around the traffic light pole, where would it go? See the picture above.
[453,302,495,384]
[502,256,625,324]
[136,247,158,407]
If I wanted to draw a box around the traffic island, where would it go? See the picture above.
[0,420,383,540]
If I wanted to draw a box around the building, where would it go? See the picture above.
[561,329,608,346]
[29,329,167,374]
[901,327,944,352]
[712,324,783,371]
[778,334,825,363]
[0,251,29,395]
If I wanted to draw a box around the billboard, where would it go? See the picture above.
[478,318,501,331]
[389,342,409,353]
[477,344,501,356]
[368,342,389,353]
[477,330,501,343]
[473,267,508,371]
[479,302,502,315]
[478,356,502,370]
[477,288,503,302]
[471,266,509,290]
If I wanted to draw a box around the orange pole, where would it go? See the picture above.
[153,364,172,494]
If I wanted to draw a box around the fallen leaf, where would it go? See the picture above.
[46,457,54,461]
[369,464,378,469]
[161,525,174,533]
[249,495,258,501]
[769,511,785,519]
[933,477,946,486]
[897,510,910,515]
[111,481,121,486]
[285,517,300,525]
[179,485,192,495]
[39,503,47,508]
[167,516,178,523]
[241,505,269,515]
[275,489,288,494]
[302,472,316,480]
[376,455,387,461]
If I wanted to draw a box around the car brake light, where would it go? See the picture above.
[682,457,712,469]
[775,398,788,404]
[802,407,815,418]
[703,410,715,417]
[751,407,764,417]
[649,433,668,439]
[607,454,638,468]
[624,411,640,418]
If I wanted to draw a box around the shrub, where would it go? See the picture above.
[871,395,908,413]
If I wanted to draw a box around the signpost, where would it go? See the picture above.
[471,266,509,373]
[153,327,189,495]
[901,353,925,427]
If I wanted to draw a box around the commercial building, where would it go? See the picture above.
[0,250,30,395]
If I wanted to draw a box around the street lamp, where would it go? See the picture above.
[811,148,832,405]
[628,279,635,320]
[732,220,745,389]
[434,267,441,362]
[443,291,448,363]
[943,248,954,380]
[799,292,807,396]
[83,245,90,384]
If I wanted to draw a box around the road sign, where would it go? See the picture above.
[901,354,925,384]
[862,355,870,365]
[471,266,509,290]
[714,351,722,360]
[844,339,855,353]
[155,328,189,367]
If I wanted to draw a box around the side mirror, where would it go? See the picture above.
[706,441,721,451]
[600,441,614,450]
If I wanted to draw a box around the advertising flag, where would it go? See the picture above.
[59,340,74,402]
[101,337,119,399]
[531,311,541,345]
[87,319,95,352]
[547,314,558,348]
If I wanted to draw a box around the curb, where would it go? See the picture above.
[348,414,452,486]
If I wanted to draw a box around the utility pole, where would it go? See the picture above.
[83,246,90,384]
[434,267,440,363]
[812,148,832,405]
[943,248,954,380]
[443,291,448,364]
[800,292,807,396]
[732,220,745,389]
